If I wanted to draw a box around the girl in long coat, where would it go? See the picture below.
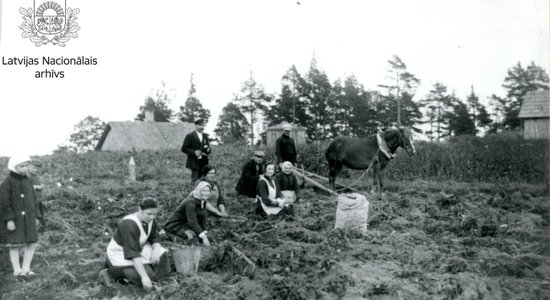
[0,155,42,277]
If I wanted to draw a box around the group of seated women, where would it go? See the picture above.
[235,150,302,218]
[101,158,302,290]
[255,161,301,218]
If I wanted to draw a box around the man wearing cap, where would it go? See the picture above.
[181,118,211,183]
[235,151,264,197]
[275,124,297,169]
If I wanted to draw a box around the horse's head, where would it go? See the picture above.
[397,126,416,156]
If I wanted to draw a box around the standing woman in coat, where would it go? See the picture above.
[0,155,42,277]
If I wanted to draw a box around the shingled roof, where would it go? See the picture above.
[518,90,550,119]
[95,121,195,151]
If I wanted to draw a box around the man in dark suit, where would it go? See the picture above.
[235,151,264,197]
[181,118,211,183]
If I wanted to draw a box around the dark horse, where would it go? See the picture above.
[325,126,416,193]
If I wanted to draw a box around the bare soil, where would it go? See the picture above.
[1,164,548,299]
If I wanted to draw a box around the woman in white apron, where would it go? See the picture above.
[256,163,294,218]
[100,199,170,291]
[274,161,301,204]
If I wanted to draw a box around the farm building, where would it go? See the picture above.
[96,115,195,151]
[266,122,307,147]
[518,90,550,139]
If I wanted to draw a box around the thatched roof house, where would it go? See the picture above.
[266,122,307,148]
[518,90,549,139]
[96,120,195,151]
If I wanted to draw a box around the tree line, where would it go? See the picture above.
[61,55,549,152]
[215,56,548,144]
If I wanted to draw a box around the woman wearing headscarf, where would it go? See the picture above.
[273,161,301,204]
[256,162,293,217]
[0,155,42,277]
[192,165,228,217]
[164,181,212,246]
[101,198,170,291]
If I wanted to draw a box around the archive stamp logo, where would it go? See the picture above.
[19,1,80,47]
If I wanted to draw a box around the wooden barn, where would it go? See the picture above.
[266,122,307,147]
[518,90,549,139]
[96,118,195,151]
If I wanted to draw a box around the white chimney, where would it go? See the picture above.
[144,110,155,122]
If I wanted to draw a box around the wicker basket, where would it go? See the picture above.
[171,245,202,274]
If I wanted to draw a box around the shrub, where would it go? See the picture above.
[389,133,548,183]
[0,132,546,185]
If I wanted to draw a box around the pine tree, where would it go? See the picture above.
[448,100,476,136]
[488,94,507,133]
[378,55,421,125]
[234,72,272,146]
[421,82,453,141]
[477,105,493,131]
[376,92,424,133]
[304,55,333,140]
[265,66,310,127]
[466,86,492,135]
[214,102,249,144]
[177,74,211,124]
[499,62,549,129]
[341,75,377,137]
[331,79,350,135]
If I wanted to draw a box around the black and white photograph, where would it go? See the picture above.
[0,0,548,299]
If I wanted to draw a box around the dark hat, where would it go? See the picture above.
[253,150,265,158]
[202,164,215,174]
[194,118,205,125]
[139,198,158,210]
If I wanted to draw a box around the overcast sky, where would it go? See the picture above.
[0,0,548,157]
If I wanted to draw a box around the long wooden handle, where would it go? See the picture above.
[298,168,361,194]
[292,169,338,196]
[294,169,361,193]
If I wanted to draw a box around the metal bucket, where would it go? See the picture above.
[171,246,202,274]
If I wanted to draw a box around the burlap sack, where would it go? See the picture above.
[334,193,369,233]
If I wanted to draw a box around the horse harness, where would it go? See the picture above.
[376,130,396,160]
[334,130,397,193]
